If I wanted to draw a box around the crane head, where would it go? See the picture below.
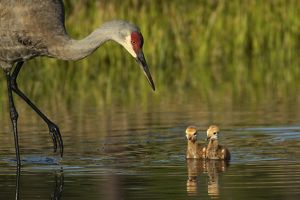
[131,31,155,91]
[118,26,155,91]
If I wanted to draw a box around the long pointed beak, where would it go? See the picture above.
[136,51,155,91]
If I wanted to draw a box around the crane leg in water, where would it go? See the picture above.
[5,70,20,165]
[4,62,64,162]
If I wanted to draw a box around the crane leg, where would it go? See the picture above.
[10,62,63,157]
[5,71,21,166]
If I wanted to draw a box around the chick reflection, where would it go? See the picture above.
[186,159,229,198]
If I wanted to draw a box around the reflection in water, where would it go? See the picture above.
[51,169,64,200]
[102,173,124,200]
[13,167,64,200]
[186,159,229,198]
[15,166,20,200]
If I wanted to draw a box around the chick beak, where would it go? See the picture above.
[136,51,155,91]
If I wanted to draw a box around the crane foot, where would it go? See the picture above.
[48,123,64,157]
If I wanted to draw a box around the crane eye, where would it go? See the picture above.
[213,132,217,135]
[131,40,136,45]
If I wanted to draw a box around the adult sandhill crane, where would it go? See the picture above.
[0,0,155,165]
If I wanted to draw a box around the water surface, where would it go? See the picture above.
[0,96,299,200]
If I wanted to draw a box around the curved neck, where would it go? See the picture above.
[207,139,218,150]
[48,22,119,60]
[187,139,197,146]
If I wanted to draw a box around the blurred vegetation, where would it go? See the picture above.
[1,0,300,109]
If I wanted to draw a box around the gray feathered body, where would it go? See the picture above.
[0,0,67,68]
[0,0,139,70]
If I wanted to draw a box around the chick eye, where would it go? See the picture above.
[213,132,217,135]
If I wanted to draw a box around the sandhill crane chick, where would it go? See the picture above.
[186,126,206,159]
[205,125,230,160]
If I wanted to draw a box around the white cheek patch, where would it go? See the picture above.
[212,134,218,140]
[123,35,137,58]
